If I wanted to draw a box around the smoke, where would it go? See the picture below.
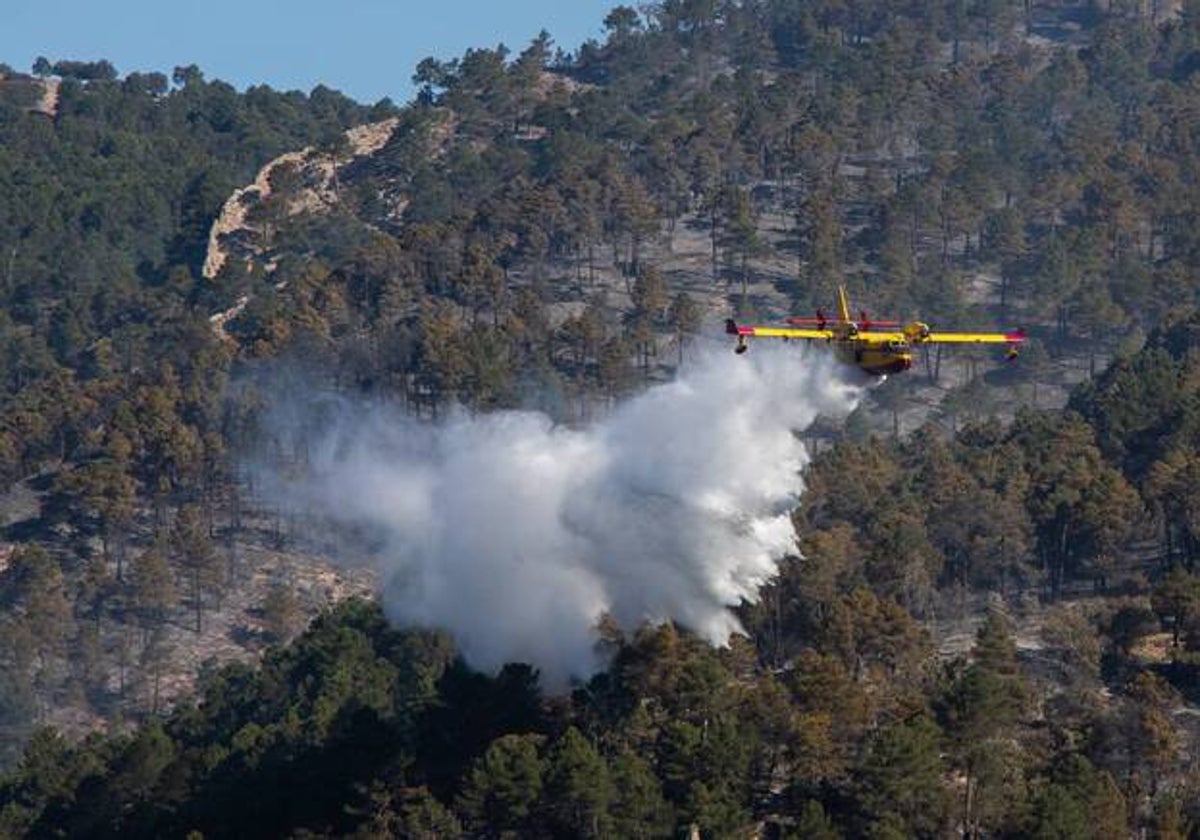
[260,344,864,685]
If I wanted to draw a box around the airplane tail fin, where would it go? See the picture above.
[836,285,852,324]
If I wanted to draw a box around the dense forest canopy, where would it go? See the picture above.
[4,0,1200,836]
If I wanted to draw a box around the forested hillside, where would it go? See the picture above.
[6,0,1200,836]
[0,60,386,767]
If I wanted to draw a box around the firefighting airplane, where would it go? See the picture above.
[726,286,1025,376]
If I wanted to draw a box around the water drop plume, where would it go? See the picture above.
[261,344,864,686]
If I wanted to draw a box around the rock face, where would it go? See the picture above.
[345,118,402,157]
[201,117,401,280]
[32,78,59,117]
[0,74,59,117]
[201,151,308,280]
[201,70,578,287]
[200,107,464,341]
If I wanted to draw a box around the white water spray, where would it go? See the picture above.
[264,344,863,685]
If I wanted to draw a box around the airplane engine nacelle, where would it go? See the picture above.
[904,321,931,342]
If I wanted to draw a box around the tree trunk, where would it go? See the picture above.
[963,764,974,838]
[710,206,719,277]
[193,566,203,634]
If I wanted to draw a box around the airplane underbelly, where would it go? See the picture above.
[856,348,913,376]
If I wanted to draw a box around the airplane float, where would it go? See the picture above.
[726,286,1025,376]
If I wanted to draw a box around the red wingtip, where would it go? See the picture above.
[1005,328,1027,342]
[725,318,756,337]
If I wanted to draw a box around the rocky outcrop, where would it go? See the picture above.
[208,294,251,342]
[200,67,580,285]
[201,117,401,280]
[0,74,59,117]
[33,78,60,117]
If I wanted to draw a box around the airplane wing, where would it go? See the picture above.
[724,319,830,340]
[852,331,907,343]
[736,325,835,340]
[917,329,1026,345]
[734,327,1025,344]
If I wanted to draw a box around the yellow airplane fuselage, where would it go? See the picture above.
[727,285,1024,376]
[834,339,914,376]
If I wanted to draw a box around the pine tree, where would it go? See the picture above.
[609,746,673,839]
[128,548,177,632]
[543,727,613,838]
[856,714,948,837]
[171,505,219,633]
[455,734,546,835]
[261,580,302,644]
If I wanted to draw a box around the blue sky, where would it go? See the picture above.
[2,0,618,104]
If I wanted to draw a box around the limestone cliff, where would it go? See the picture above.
[201,117,401,280]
